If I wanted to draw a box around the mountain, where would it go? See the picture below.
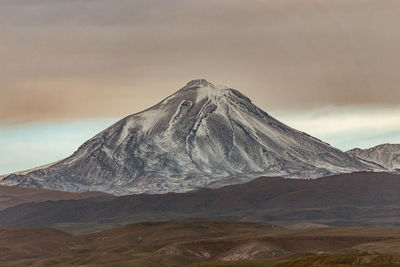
[2,172,400,232]
[347,144,400,171]
[0,79,369,195]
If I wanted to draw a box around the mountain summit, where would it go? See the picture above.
[0,80,369,194]
[347,144,400,171]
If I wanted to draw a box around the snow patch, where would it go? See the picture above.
[195,85,223,103]
[138,109,166,133]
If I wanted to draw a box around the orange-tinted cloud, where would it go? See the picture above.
[1,0,400,124]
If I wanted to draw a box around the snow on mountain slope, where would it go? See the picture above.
[0,80,370,195]
[347,144,400,171]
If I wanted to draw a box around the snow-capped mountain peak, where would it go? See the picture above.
[185,79,215,88]
[0,80,371,195]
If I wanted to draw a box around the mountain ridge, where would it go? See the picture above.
[1,172,400,232]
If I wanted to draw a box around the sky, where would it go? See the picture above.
[1,0,400,174]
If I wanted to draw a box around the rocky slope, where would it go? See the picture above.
[0,79,369,195]
[347,144,400,171]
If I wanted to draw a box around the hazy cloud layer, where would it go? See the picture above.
[278,105,400,151]
[1,0,400,124]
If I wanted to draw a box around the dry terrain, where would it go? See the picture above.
[2,221,400,266]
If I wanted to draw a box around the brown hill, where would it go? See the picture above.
[0,185,110,210]
[1,172,400,232]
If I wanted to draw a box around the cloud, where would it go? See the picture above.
[277,105,400,151]
[1,0,400,124]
